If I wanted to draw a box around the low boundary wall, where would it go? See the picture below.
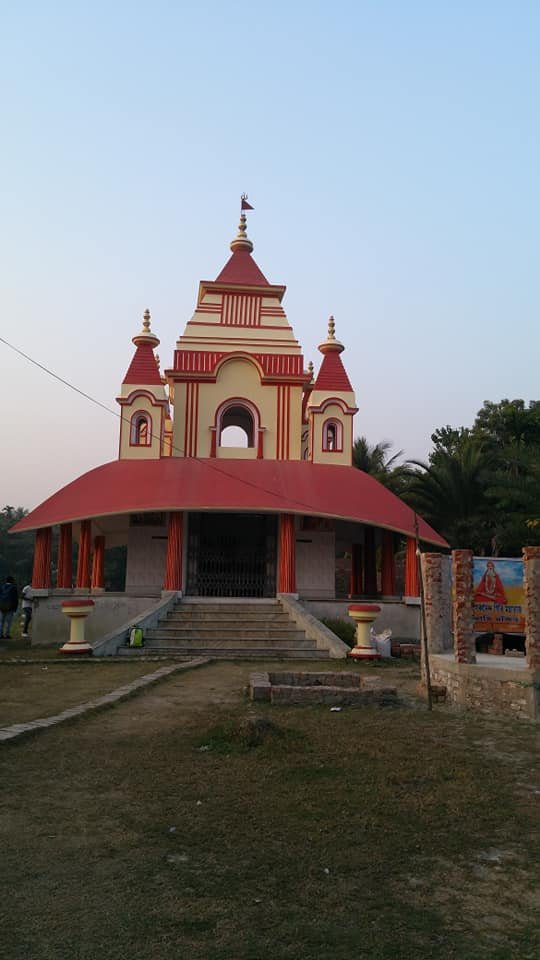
[430,654,539,722]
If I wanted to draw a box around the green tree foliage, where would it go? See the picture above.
[0,507,34,585]
[403,399,540,555]
[352,437,409,494]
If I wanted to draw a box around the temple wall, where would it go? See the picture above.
[303,599,421,639]
[296,531,335,599]
[125,523,167,595]
[31,592,155,647]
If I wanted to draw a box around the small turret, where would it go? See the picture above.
[117,310,169,460]
[307,317,358,465]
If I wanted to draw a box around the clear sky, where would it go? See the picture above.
[1,1,538,509]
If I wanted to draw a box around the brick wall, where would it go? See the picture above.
[452,549,475,663]
[523,546,540,671]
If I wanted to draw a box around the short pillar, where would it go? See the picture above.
[56,523,72,588]
[347,604,381,659]
[381,530,396,596]
[364,527,378,596]
[349,543,363,596]
[523,546,540,671]
[60,599,94,654]
[91,535,105,590]
[404,537,420,598]
[32,527,52,589]
[278,514,296,594]
[76,520,92,590]
[164,511,183,591]
[452,549,475,663]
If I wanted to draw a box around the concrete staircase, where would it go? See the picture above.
[119,598,330,660]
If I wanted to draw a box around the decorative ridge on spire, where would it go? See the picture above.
[230,194,254,253]
[318,315,344,355]
[132,308,160,348]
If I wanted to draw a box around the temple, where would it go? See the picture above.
[12,207,446,632]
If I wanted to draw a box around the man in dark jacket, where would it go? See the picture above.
[0,576,18,639]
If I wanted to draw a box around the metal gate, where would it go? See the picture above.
[186,513,277,597]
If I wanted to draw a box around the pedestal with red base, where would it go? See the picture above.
[347,603,381,659]
[60,600,95,654]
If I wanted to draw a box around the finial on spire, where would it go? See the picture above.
[132,307,160,348]
[307,360,314,380]
[230,195,254,253]
[327,315,336,340]
[318,315,344,355]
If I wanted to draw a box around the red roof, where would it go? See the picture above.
[215,250,270,286]
[123,344,163,385]
[314,352,353,392]
[11,458,447,547]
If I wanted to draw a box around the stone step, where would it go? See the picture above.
[166,611,291,623]
[147,626,306,640]
[144,635,317,649]
[120,646,330,660]
[176,603,281,613]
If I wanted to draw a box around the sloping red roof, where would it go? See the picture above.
[11,458,447,547]
[123,344,163,385]
[313,352,353,392]
[215,249,270,286]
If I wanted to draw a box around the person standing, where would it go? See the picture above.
[0,576,19,640]
[21,584,33,638]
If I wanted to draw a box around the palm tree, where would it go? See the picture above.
[402,438,494,551]
[352,437,407,493]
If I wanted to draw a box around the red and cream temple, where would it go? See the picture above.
[12,209,446,614]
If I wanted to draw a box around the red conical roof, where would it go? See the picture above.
[122,343,163,385]
[313,351,353,392]
[215,249,270,286]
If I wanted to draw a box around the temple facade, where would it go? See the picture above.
[13,209,446,604]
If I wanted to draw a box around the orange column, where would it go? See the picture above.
[31,528,52,589]
[56,523,72,588]
[364,527,378,596]
[164,512,183,591]
[91,536,105,590]
[404,536,420,597]
[381,530,396,596]
[76,520,92,589]
[278,514,296,594]
[349,543,363,596]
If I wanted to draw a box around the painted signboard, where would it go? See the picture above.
[472,557,525,635]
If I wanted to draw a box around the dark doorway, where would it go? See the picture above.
[186,513,277,597]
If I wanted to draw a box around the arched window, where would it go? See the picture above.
[217,400,258,448]
[322,419,342,452]
[130,411,152,446]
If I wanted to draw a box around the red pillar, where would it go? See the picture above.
[404,536,420,597]
[56,523,72,588]
[364,527,378,596]
[349,543,363,596]
[164,511,183,591]
[381,530,396,596]
[91,535,105,590]
[278,514,296,593]
[76,520,92,589]
[31,528,52,589]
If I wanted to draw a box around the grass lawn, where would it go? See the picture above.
[1,659,538,960]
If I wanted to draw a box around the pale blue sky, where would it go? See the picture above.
[1,1,538,508]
